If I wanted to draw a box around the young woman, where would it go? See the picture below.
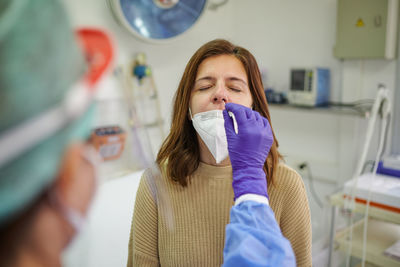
[128,39,311,266]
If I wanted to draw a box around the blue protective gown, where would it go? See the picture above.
[222,200,296,267]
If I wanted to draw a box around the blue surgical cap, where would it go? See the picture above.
[0,0,93,226]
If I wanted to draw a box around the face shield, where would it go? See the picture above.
[0,0,113,227]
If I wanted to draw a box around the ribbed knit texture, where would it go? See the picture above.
[127,162,312,267]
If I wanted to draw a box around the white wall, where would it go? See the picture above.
[62,0,397,184]
[231,0,341,100]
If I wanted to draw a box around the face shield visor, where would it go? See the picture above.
[0,0,114,226]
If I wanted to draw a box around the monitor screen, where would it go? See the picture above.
[291,70,306,91]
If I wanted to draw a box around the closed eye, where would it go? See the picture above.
[229,87,241,92]
[198,85,212,91]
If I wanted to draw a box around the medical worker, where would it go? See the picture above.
[222,103,295,267]
[0,0,112,266]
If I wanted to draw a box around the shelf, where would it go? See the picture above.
[335,218,400,267]
[269,103,370,117]
[330,193,400,224]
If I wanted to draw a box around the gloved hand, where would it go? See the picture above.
[223,103,274,200]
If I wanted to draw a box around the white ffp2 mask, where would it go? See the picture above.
[191,109,229,164]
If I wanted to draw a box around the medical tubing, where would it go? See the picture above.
[135,77,156,162]
[361,105,390,267]
[119,63,153,168]
[351,88,385,186]
[380,112,391,156]
[328,100,374,116]
[117,63,175,230]
[299,163,323,209]
[149,72,165,138]
[361,160,375,174]
[345,86,387,267]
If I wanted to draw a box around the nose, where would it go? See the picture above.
[212,84,228,104]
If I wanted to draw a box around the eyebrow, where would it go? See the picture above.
[227,77,248,86]
[195,76,248,86]
[195,76,215,83]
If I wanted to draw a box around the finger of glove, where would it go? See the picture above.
[223,109,235,134]
[225,102,249,124]
[244,107,256,121]
[262,117,273,135]
[254,111,264,127]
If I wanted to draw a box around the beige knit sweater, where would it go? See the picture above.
[127,162,312,267]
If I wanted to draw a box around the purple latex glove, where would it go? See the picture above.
[223,103,274,200]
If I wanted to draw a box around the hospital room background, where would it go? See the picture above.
[60,0,400,266]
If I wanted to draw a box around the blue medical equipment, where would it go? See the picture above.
[377,158,400,178]
[288,68,330,107]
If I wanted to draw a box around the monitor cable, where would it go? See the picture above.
[344,84,391,267]
[298,162,324,209]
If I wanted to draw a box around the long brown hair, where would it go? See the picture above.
[157,39,282,186]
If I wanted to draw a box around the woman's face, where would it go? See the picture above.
[189,55,253,116]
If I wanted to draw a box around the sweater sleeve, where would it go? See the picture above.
[127,172,159,267]
[279,167,312,267]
